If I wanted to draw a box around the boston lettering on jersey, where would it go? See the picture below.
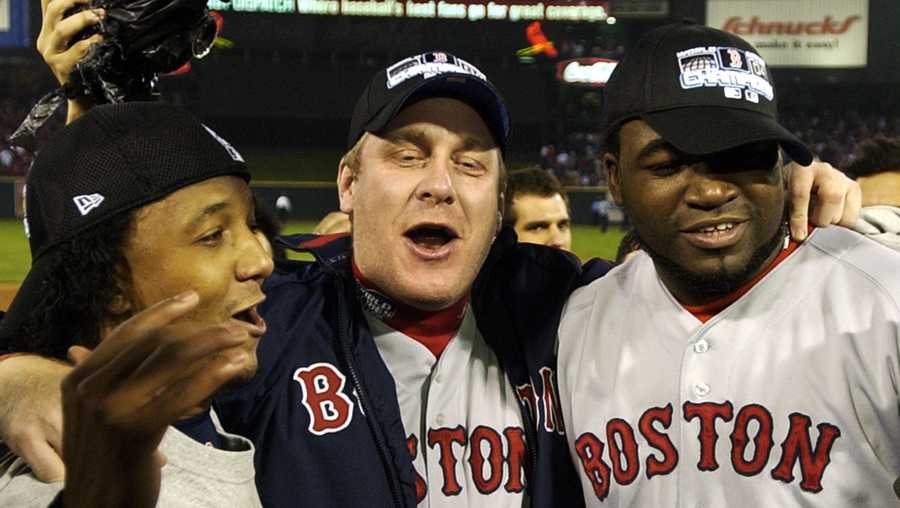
[294,361,529,501]
[405,427,528,502]
[516,367,566,435]
[573,400,842,501]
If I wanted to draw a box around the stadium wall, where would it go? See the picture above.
[0,178,608,225]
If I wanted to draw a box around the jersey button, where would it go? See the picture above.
[694,382,710,397]
[693,339,710,354]
[436,414,445,426]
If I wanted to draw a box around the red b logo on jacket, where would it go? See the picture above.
[294,363,355,435]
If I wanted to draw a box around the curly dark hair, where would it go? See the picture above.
[844,135,900,179]
[11,212,134,360]
[9,192,278,360]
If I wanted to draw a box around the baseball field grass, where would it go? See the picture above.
[0,218,625,307]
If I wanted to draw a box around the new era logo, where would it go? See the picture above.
[203,125,244,162]
[73,194,105,216]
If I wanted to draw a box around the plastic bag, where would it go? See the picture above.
[9,0,218,149]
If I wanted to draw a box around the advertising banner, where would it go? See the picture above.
[207,0,610,23]
[707,0,869,68]
[556,58,618,87]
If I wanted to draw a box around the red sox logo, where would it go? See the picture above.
[293,363,355,435]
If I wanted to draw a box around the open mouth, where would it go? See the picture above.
[696,222,737,234]
[231,303,267,336]
[403,223,460,260]
[405,224,459,247]
[682,220,747,250]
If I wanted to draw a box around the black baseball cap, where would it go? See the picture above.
[0,101,250,342]
[347,51,510,153]
[602,22,812,165]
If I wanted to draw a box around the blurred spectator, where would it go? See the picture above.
[844,135,900,252]
[781,108,900,168]
[275,193,292,224]
[591,192,614,233]
[503,168,571,252]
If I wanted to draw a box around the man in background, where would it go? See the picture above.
[504,167,572,251]
[845,135,900,252]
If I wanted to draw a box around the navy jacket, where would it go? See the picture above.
[472,228,614,507]
[213,227,612,507]
[213,233,416,507]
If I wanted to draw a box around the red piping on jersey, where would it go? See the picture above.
[352,261,467,358]
[682,228,809,323]
[295,232,351,249]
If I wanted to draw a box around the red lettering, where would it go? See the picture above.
[539,367,564,433]
[722,16,743,34]
[427,426,467,496]
[504,427,528,493]
[638,404,679,479]
[836,15,861,34]
[806,21,822,35]
[730,404,774,477]
[406,435,427,502]
[721,15,860,35]
[469,426,504,494]
[771,413,841,493]
[516,383,538,424]
[683,401,734,471]
[574,432,612,501]
[293,363,355,435]
[606,418,639,485]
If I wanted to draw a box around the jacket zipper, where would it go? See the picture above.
[335,276,406,507]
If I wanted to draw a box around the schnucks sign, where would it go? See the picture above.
[707,0,868,68]
[556,58,619,87]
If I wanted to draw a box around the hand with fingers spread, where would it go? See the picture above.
[785,159,862,241]
[37,0,105,123]
[60,291,255,508]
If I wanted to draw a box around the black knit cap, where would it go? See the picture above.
[603,22,812,165]
[347,51,510,153]
[0,101,250,342]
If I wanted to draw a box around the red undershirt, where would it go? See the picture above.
[682,230,808,323]
[352,261,467,358]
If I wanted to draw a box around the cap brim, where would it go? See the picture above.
[643,107,813,166]
[366,74,510,153]
[0,256,53,345]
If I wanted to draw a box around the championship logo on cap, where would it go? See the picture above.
[676,46,773,104]
[385,51,487,90]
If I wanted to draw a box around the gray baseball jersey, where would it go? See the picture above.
[558,227,900,507]
[0,409,261,507]
[366,307,527,507]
